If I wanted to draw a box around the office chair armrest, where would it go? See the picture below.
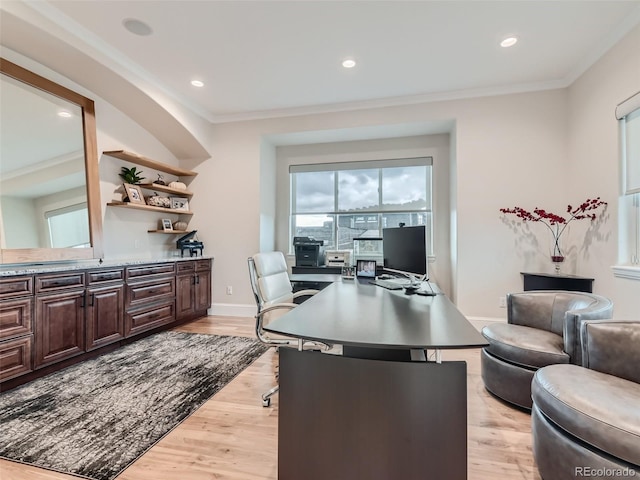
[256,303,332,352]
[292,289,320,299]
[256,303,299,346]
[258,303,298,315]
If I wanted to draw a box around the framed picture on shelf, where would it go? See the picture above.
[161,219,173,231]
[123,183,146,205]
[170,196,189,211]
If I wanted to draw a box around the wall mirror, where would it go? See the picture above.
[0,58,103,264]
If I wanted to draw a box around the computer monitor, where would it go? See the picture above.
[382,225,427,285]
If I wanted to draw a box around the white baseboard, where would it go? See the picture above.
[209,303,256,317]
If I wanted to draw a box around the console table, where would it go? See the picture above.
[265,279,487,480]
[521,272,594,293]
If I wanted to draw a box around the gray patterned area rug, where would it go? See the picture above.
[0,331,267,480]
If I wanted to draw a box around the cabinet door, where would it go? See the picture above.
[86,283,124,351]
[194,270,211,313]
[176,274,195,320]
[35,290,85,368]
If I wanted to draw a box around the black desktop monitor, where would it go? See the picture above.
[382,225,427,282]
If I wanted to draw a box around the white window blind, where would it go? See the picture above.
[45,203,90,248]
[616,91,640,266]
[617,91,640,195]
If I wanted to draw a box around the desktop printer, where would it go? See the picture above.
[325,250,351,267]
[293,236,325,267]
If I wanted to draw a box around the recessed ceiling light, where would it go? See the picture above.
[123,18,153,36]
[191,80,204,87]
[57,111,72,118]
[342,59,356,68]
[500,37,518,48]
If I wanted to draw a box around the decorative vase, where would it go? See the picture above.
[551,255,564,274]
[551,235,564,274]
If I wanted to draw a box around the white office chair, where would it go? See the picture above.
[247,251,327,406]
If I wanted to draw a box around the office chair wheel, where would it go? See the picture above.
[262,397,271,407]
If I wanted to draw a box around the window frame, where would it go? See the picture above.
[613,91,640,279]
[289,157,433,254]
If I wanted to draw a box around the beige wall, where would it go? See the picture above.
[197,89,569,319]
[566,24,640,319]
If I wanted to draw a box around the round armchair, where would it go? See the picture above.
[481,290,613,409]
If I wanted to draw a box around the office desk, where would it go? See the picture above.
[265,279,487,480]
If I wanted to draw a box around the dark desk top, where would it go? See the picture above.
[265,279,488,350]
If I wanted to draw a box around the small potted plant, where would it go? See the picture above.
[119,166,145,185]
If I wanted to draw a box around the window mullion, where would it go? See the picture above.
[334,172,339,249]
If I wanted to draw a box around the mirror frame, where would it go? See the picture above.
[0,58,103,264]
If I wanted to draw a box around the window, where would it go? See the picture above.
[617,91,640,267]
[290,158,432,253]
[45,203,90,248]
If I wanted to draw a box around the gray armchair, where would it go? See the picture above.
[532,320,640,479]
[481,291,613,409]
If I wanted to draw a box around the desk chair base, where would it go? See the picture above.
[262,385,279,407]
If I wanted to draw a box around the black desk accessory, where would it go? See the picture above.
[293,236,325,267]
[176,230,204,257]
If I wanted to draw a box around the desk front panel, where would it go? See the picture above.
[278,349,467,480]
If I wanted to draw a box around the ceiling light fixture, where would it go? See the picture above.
[191,80,204,87]
[500,37,518,48]
[57,111,72,118]
[342,59,356,68]
[123,18,153,36]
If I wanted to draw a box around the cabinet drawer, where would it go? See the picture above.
[195,259,211,272]
[0,276,33,299]
[0,297,33,339]
[126,277,175,307]
[36,272,85,293]
[87,268,124,285]
[126,263,175,281]
[176,261,196,274]
[125,300,175,337]
[0,335,33,381]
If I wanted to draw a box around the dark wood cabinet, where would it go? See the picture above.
[0,276,34,381]
[125,263,176,337]
[35,288,85,368]
[86,268,125,350]
[176,259,211,320]
[86,283,125,351]
[1,258,212,389]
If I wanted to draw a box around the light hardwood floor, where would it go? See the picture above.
[0,316,542,480]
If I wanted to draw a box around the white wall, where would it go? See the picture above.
[0,196,39,247]
[566,24,640,319]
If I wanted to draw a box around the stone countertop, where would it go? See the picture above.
[0,255,214,277]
